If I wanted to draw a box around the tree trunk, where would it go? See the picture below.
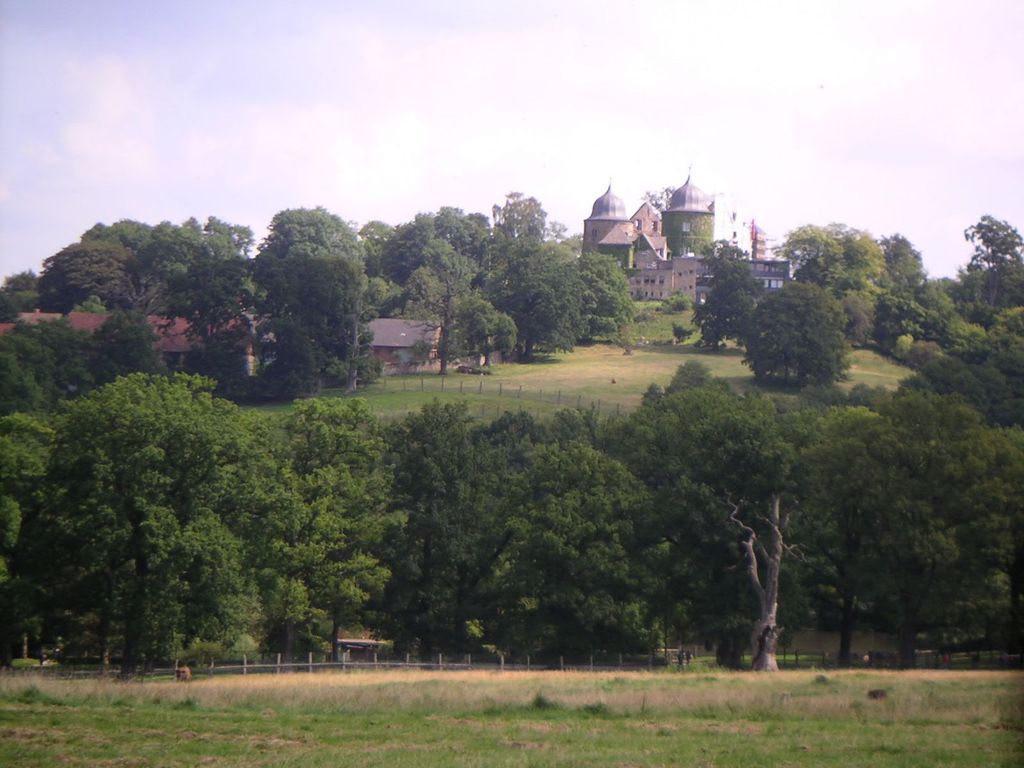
[898,615,917,669]
[346,301,360,393]
[439,323,450,376]
[731,493,784,672]
[837,591,856,667]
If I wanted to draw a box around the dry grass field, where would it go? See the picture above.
[2,669,1020,766]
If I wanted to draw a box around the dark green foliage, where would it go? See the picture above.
[577,252,634,342]
[494,442,649,655]
[490,242,584,360]
[743,282,849,386]
[31,375,254,673]
[693,244,762,350]
[253,208,368,397]
[665,361,720,393]
[380,402,517,655]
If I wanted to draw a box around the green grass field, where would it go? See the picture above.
[249,342,912,421]
[1,670,1020,766]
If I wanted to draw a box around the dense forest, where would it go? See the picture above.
[1,195,1022,673]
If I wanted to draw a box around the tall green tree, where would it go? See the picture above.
[743,282,849,386]
[405,242,474,375]
[614,387,800,671]
[33,375,254,674]
[252,208,367,397]
[0,413,52,666]
[453,292,517,366]
[494,443,649,656]
[577,251,634,342]
[247,399,391,660]
[780,224,884,297]
[963,215,1024,308]
[381,402,518,655]
[693,242,762,350]
[490,242,584,360]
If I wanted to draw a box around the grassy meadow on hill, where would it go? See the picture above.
[251,342,912,421]
[1,669,1020,767]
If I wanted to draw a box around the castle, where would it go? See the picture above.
[582,175,786,302]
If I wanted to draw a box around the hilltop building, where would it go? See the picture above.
[582,175,789,302]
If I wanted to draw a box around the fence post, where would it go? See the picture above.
[373,651,378,669]
[500,654,505,672]
[618,653,622,669]
[276,653,281,674]
[243,654,248,675]
[467,653,472,669]
[438,653,443,670]
[518,386,522,399]
[478,380,483,394]
[307,652,312,674]
[559,656,564,671]
[405,653,410,666]
[526,654,530,671]
[590,655,594,672]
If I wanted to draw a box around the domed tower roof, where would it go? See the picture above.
[587,184,628,221]
[667,174,714,213]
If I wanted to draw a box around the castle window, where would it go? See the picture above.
[681,222,691,232]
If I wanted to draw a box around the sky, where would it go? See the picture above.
[1,0,1022,279]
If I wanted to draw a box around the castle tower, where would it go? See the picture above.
[662,174,715,258]
[582,184,636,268]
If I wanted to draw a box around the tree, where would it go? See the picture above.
[37,240,134,313]
[879,234,927,294]
[494,443,649,656]
[614,387,799,671]
[252,208,368,396]
[0,413,52,666]
[492,192,546,244]
[359,220,394,279]
[743,282,849,386]
[453,292,517,366]
[963,215,1024,307]
[247,399,391,660]
[693,242,762,350]
[381,402,518,655]
[405,242,474,375]
[34,375,253,674]
[798,407,889,665]
[780,224,884,297]
[857,393,1022,667]
[0,320,95,414]
[1,271,38,314]
[577,251,634,342]
[490,241,584,360]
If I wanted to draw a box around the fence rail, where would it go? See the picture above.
[5,649,1020,680]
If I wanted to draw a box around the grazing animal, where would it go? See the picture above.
[176,665,192,682]
[867,689,887,700]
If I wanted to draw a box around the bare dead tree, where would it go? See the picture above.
[728,493,787,672]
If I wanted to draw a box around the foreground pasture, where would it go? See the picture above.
[1,669,1020,766]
